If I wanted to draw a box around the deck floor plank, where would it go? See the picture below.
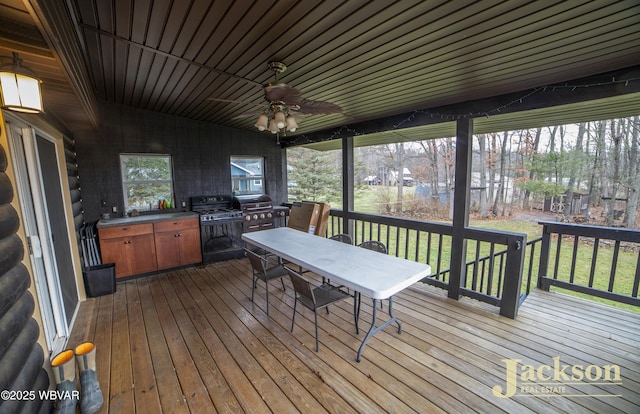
[124,281,163,412]
[146,276,217,413]
[157,273,244,413]
[176,265,304,414]
[107,281,134,413]
[67,258,640,414]
[135,278,190,413]
[88,289,113,414]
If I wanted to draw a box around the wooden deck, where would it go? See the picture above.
[68,258,640,413]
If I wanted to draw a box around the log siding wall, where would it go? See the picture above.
[0,143,51,414]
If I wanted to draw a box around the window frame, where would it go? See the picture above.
[120,153,174,212]
[231,156,265,196]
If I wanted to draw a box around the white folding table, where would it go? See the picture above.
[242,227,431,361]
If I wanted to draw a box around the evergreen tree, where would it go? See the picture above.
[287,147,341,203]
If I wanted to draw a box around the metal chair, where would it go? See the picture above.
[285,266,356,351]
[358,240,387,254]
[245,248,287,315]
[358,240,388,309]
[329,233,352,244]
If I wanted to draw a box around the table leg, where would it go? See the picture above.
[356,296,400,362]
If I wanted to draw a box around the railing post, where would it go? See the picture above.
[537,224,551,291]
[500,234,526,318]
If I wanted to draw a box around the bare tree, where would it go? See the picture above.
[492,131,510,216]
[522,128,542,209]
[564,122,586,218]
[606,119,624,226]
[624,117,639,228]
[476,135,488,217]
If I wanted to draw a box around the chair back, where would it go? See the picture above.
[245,249,266,274]
[285,267,315,305]
[359,240,387,254]
[329,233,352,244]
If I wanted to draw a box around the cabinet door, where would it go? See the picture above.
[100,237,132,277]
[128,233,158,275]
[154,231,181,270]
[178,227,202,265]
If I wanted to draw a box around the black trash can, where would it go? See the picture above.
[82,263,116,298]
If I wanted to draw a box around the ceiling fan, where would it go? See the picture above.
[209,61,342,140]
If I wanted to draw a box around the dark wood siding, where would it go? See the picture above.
[74,102,287,222]
[0,143,51,414]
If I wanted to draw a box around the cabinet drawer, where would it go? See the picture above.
[154,217,199,233]
[98,223,154,239]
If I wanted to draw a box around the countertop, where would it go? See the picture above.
[96,211,199,228]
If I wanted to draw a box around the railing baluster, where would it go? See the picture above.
[414,230,420,262]
[471,241,480,290]
[608,240,620,292]
[436,233,443,278]
[526,240,538,295]
[570,235,579,284]
[589,239,599,287]
[633,254,640,298]
[553,234,563,280]
[487,242,496,295]
[497,252,505,297]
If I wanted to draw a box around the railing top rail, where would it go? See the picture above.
[332,209,454,235]
[539,221,640,243]
[464,226,527,245]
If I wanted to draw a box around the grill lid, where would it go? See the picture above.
[233,194,273,212]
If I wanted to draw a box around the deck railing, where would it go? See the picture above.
[327,210,535,317]
[537,221,640,306]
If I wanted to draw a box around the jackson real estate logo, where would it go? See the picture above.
[492,357,623,398]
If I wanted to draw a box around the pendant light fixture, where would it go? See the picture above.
[0,52,43,114]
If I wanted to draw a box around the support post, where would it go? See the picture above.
[449,118,473,299]
[342,136,355,236]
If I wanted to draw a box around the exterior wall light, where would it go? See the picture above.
[0,52,43,114]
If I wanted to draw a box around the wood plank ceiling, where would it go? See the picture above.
[1,0,640,145]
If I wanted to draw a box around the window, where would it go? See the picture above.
[231,156,264,195]
[121,154,174,212]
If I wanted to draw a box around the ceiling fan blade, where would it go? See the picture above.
[296,98,342,115]
[264,83,302,106]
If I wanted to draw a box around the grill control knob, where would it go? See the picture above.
[253,214,258,220]
[267,212,272,218]
[245,215,251,221]
[260,213,265,219]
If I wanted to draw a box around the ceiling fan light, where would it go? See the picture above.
[255,113,268,131]
[268,118,278,134]
[274,111,286,129]
[286,115,298,132]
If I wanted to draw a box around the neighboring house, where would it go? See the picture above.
[231,160,264,195]
[388,168,415,186]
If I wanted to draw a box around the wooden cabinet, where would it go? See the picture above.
[98,215,201,278]
[154,217,201,270]
[98,223,157,278]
